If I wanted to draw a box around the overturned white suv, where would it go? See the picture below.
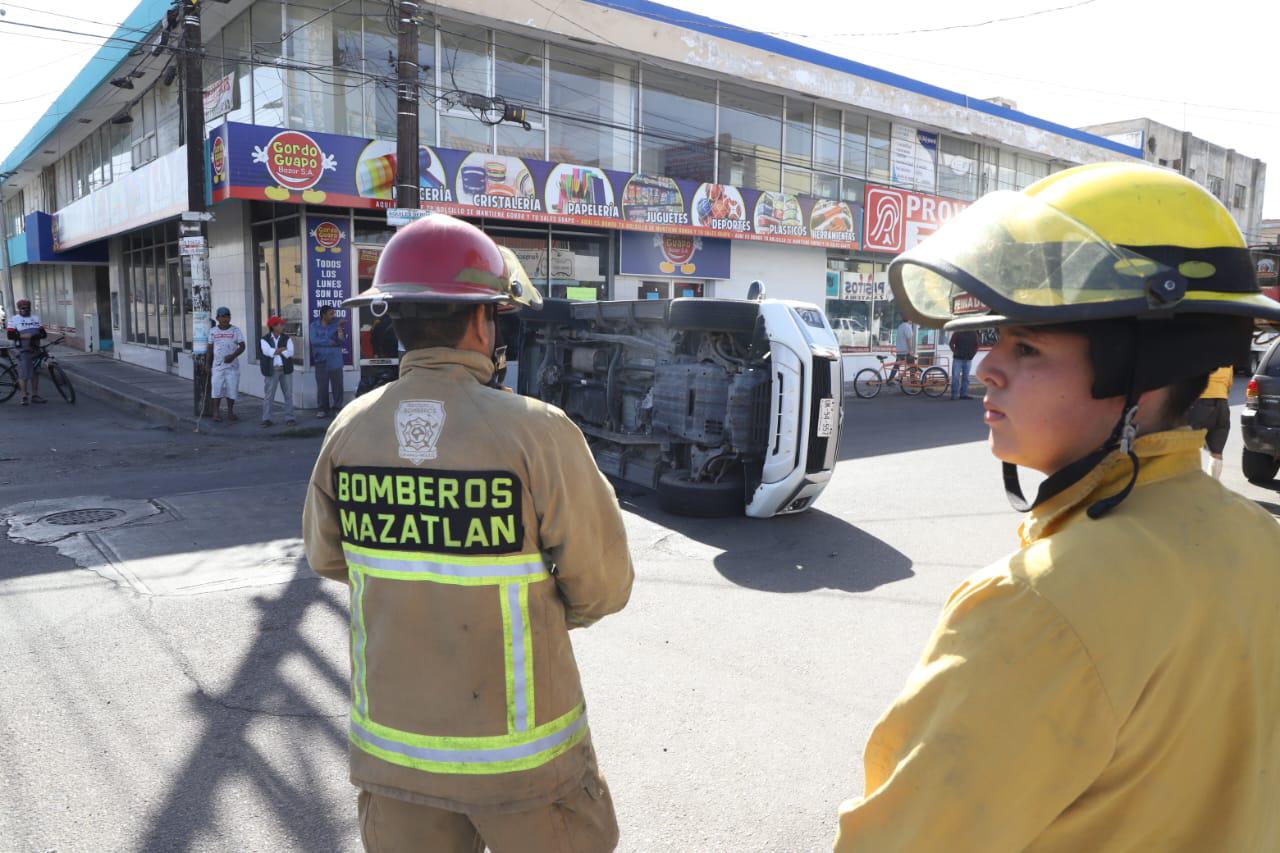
[512,294,843,517]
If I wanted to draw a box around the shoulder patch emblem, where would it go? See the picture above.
[395,400,446,464]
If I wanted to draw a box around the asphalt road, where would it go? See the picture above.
[0,382,1274,852]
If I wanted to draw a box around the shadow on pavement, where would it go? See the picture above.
[138,564,353,852]
[839,391,988,461]
[620,489,913,593]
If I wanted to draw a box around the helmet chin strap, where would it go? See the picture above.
[486,306,508,389]
[1001,389,1142,519]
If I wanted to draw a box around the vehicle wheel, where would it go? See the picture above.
[668,299,758,333]
[1242,448,1280,484]
[901,366,924,396]
[0,366,17,402]
[853,368,883,399]
[656,469,745,517]
[49,363,75,404]
[921,366,949,398]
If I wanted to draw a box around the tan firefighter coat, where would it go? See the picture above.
[303,346,634,813]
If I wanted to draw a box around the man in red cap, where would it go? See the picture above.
[303,214,633,851]
[259,315,297,426]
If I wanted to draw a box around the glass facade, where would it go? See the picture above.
[548,48,635,171]
[640,68,715,183]
[122,222,185,349]
[251,202,304,364]
[717,84,782,191]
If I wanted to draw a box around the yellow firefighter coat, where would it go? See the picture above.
[303,347,634,813]
[836,429,1280,851]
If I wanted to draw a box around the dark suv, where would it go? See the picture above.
[1242,333,1280,484]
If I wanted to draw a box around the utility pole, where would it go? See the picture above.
[394,0,421,210]
[179,0,212,416]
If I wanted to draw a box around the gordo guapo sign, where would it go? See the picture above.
[208,122,865,251]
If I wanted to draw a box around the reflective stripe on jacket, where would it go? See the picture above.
[836,428,1280,851]
[303,347,634,812]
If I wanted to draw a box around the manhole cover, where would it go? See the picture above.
[41,508,126,526]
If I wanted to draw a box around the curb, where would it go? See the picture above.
[58,364,194,431]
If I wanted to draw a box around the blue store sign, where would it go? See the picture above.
[618,231,731,279]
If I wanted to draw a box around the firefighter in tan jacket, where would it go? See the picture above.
[303,215,634,852]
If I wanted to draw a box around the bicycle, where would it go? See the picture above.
[853,355,949,399]
[1,336,75,403]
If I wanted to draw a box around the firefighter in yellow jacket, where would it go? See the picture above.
[303,214,634,852]
[835,163,1280,850]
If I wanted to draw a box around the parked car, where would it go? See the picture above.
[1242,334,1280,484]
[832,316,871,350]
[1248,328,1278,374]
[515,296,843,517]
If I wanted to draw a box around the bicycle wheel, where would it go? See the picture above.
[921,366,949,398]
[49,363,75,404]
[901,366,924,396]
[853,368,883,399]
[0,366,17,402]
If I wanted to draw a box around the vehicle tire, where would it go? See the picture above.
[853,368,883,399]
[0,366,17,402]
[49,363,75,404]
[921,366,949,398]
[901,366,924,396]
[656,469,745,517]
[1242,448,1280,484]
[668,299,758,333]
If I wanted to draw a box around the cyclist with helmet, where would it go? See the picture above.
[834,163,1280,851]
[302,214,633,852]
[6,298,46,405]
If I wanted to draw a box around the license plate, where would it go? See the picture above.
[816,397,838,438]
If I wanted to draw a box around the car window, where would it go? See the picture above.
[1265,338,1280,377]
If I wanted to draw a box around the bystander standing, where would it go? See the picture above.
[309,306,345,418]
[1187,364,1234,479]
[948,329,979,400]
[259,316,297,427]
[206,307,246,423]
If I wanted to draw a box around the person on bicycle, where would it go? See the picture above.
[886,317,916,384]
[834,162,1280,850]
[6,298,46,406]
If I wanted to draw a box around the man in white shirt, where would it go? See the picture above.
[6,299,46,405]
[888,317,916,383]
[204,306,246,422]
[259,315,296,427]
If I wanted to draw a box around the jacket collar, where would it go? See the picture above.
[399,347,495,385]
[1019,428,1204,545]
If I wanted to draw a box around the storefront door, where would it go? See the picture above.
[355,244,398,369]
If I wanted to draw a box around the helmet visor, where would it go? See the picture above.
[889,191,1174,329]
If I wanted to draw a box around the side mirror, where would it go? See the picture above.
[747,280,766,301]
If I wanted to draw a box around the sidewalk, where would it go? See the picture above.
[53,348,330,436]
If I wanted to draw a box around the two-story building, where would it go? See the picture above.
[0,0,1140,406]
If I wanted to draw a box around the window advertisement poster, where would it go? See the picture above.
[862,184,970,255]
[619,232,731,279]
[210,122,863,251]
[306,215,354,366]
[890,124,938,194]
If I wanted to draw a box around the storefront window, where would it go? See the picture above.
[815,107,840,173]
[640,67,715,183]
[868,119,891,183]
[495,33,543,158]
[253,209,305,364]
[842,111,867,178]
[939,136,978,200]
[363,4,398,140]
[284,1,364,137]
[122,224,180,347]
[784,100,813,169]
[825,258,883,352]
[1017,155,1049,189]
[441,115,493,153]
[717,83,781,191]
[221,10,254,126]
[252,2,286,127]
[490,229,549,296]
[783,169,811,196]
[998,149,1018,190]
[550,231,608,300]
[549,49,636,170]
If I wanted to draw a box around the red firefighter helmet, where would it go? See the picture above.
[343,214,541,313]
